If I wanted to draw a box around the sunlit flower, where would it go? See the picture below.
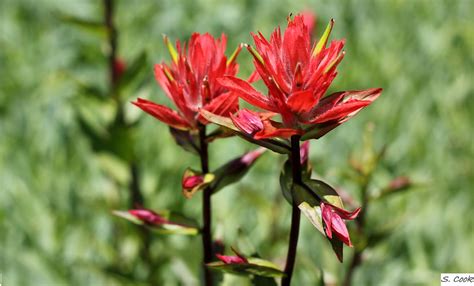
[133,33,242,130]
[216,15,382,140]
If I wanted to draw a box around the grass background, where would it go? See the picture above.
[1,0,473,285]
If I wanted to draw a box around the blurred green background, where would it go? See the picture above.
[1,0,473,285]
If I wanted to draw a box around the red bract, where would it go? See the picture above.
[215,247,248,264]
[217,15,382,139]
[133,33,242,130]
[182,175,204,189]
[128,208,168,226]
[301,11,316,36]
[113,58,126,79]
[320,202,360,247]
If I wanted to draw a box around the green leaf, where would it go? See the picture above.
[329,238,344,262]
[211,149,265,194]
[207,258,284,278]
[301,121,338,141]
[112,210,199,236]
[298,202,324,235]
[303,179,344,208]
[279,160,293,204]
[251,275,277,286]
[297,179,347,262]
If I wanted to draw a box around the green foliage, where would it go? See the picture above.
[1,0,473,285]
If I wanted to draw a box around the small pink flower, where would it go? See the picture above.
[215,247,248,264]
[128,208,168,226]
[114,58,126,79]
[182,175,204,189]
[320,202,360,247]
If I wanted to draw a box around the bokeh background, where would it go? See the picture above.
[1,0,473,285]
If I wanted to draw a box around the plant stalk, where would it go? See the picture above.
[199,124,213,286]
[282,135,302,286]
[343,178,370,286]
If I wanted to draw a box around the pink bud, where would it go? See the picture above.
[300,141,310,165]
[182,175,204,189]
[128,208,167,226]
[114,58,126,78]
[388,176,411,191]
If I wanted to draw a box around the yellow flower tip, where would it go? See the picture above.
[313,19,335,56]
[162,34,179,64]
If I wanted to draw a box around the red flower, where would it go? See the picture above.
[217,15,382,139]
[320,202,360,247]
[133,33,242,130]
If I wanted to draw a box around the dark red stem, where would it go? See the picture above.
[199,124,213,286]
[282,135,302,286]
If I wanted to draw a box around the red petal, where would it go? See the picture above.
[300,141,310,165]
[241,148,266,165]
[200,92,239,124]
[182,175,204,189]
[287,89,318,115]
[230,109,264,135]
[254,120,301,139]
[133,98,191,130]
[247,70,260,83]
[330,204,361,220]
[128,209,168,226]
[215,254,247,264]
[309,88,382,124]
[330,212,352,247]
[301,11,316,36]
[321,203,333,239]
[217,76,275,111]
[312,100,371,123]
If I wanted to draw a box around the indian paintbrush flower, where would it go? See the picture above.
[320,202,360,247]
[133,33,242,131]
[215,15,382,140]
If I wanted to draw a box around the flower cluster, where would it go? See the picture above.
[217,15,382,140]
[126,12,382,284]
